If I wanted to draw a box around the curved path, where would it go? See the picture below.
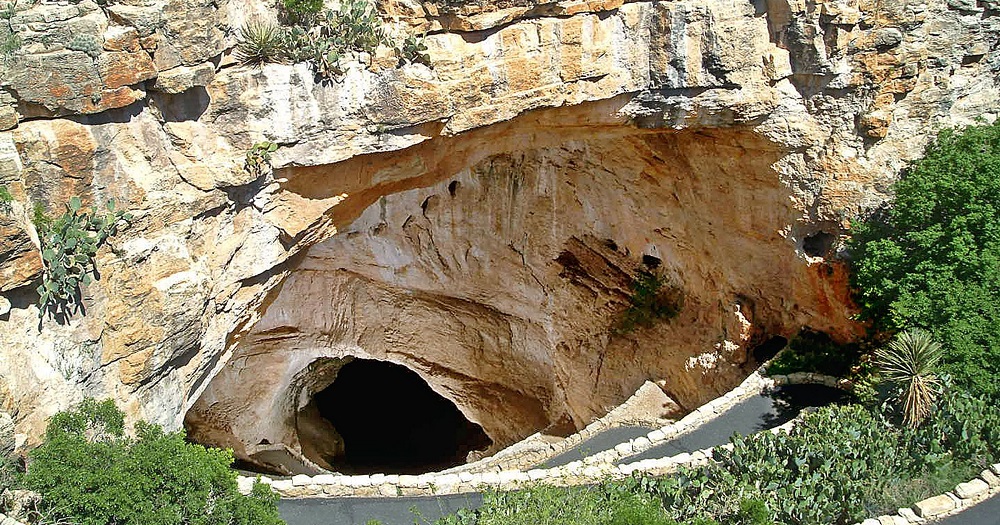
[278,384,845,525]
[935,492,1000,525]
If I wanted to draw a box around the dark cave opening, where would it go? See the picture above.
[752,335,788,364]
[311,359,492,475]
[802,231,836,257]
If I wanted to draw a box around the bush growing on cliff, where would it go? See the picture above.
[35,197,131,320]
[849,120,1000,398]
[614,270,683,334]
[23,398,284,525]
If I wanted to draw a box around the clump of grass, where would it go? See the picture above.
[234,20,287,68]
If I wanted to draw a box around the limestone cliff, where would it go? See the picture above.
[0,0,997,473]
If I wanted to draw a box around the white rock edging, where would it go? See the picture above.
[856,463,1000,524]
[241,369,840,498]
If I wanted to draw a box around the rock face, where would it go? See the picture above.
[0,0,997,473]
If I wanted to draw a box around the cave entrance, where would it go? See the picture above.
[307,359,492,474]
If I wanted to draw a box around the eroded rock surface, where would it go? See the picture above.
[0,0,996,472]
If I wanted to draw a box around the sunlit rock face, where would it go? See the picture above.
[186,124,858,473]
[0,0,996,466]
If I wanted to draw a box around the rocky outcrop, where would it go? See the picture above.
[0,0,997,473]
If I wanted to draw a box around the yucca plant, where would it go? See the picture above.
[234,20,287,67]
[875,328,944,428]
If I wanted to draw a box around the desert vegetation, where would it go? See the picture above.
[234,0,429,79]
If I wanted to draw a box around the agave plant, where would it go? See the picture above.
[234,20,287,67]
[875,328,944,427]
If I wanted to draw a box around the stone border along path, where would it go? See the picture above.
[856,464,1000,525]
[240,370,847,499]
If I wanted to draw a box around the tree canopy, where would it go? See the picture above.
[849,120,1000,398]
[23,398,284,525]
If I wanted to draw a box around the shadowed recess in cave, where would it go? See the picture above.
[310,359,492,475]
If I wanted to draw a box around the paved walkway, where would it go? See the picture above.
[277,384,997,525]
[279,493,483,525]
[619,384,844,465]
[540,425,654,468]
[935,492,1000,525]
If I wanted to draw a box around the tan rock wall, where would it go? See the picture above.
[0,0,995,467]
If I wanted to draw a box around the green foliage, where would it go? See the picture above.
[875,329,944,427]
[245,140,278,177]
[615,270,683,334]
[324,0,388,55]
[66,34,103,58]
[398,34,430,66]
[766,330,864,377]
[35,197,131,319]
[0,185,11,214]
[236,0,392,79]
[281,0,323,23]
[848,120,1000,398]
[0,2,20,66]
[23,398,285,525]
[432,393,1000,525]
[234,21,287,68]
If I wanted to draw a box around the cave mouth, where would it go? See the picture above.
[306,359,493,475]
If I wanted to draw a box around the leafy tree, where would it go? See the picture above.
[23,399,284,525]
[849,121,1000,398]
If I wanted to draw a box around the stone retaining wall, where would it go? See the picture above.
[241,370,845,498]
[857,464,1000,525]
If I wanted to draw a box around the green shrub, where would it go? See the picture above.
[398,34,430,66]
[875,329,944,427]
[766,330,864,377]
[235,21,287,67]
[244,141,278,177]
[324,0,388,55]
[23,399,284,525]
[35,197,131,319]
[848,120,1000,398]
[0,185,11,214]
[281,0,323,23]
[615,270,683,333]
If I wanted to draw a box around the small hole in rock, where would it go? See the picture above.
[802,231,836,257]
[604,239,619,252]
[448,181,459,197]
[642,254,662,268]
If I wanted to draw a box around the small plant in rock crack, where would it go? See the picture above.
[0,185,12,212]
[0,2,20,66]
[614,269,683,334]
[66,34,103,58]
[244,141,278,178]
[398,34,430,66]
[36,197,131,320]
[235,20,287,68]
